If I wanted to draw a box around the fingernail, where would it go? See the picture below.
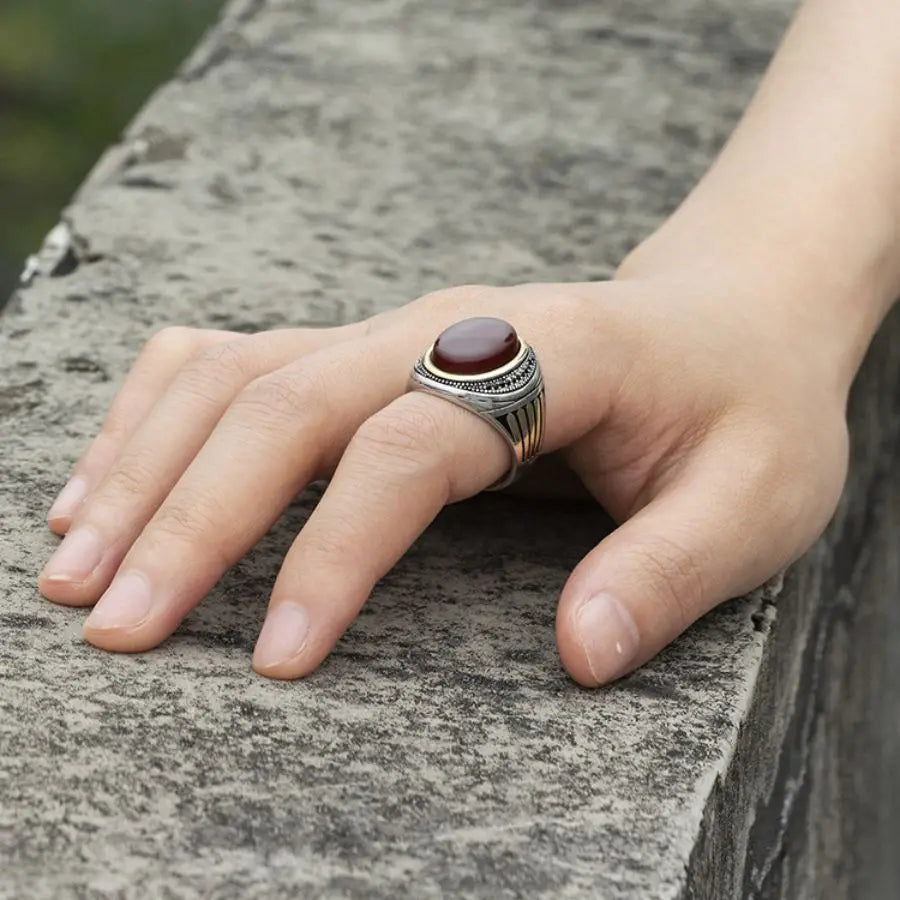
[41,526,105,583]
[253,603,311,669]
[575,592,640,685]
[84,571,153,631]
[48,475,90,522]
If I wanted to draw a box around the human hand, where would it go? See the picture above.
[38,275,850,685]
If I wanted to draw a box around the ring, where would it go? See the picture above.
[408,317,545,490]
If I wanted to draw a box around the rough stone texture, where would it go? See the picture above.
[0,1,897,897]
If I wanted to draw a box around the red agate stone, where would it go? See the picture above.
[431,317,520,375]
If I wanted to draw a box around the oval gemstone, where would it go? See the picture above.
[431,317,520,375]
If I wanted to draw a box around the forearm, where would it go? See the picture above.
[619,0,900,391]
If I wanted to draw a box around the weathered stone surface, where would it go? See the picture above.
[0,1,897,898]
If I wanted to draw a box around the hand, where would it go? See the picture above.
[38,275,849,685]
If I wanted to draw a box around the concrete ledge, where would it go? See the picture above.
[1,1,897,897]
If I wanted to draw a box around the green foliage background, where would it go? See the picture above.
[0,0,223,301]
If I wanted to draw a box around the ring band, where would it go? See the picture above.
[407,317,546,490]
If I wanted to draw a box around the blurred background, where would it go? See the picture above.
[0,0,223,304]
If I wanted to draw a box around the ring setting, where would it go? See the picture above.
[408,317,545,490]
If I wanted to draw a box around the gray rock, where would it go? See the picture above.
[1,1,897,897]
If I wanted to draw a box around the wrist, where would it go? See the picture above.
[615,208,896,399]
[615,0,900,399]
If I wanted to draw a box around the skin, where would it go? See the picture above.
[40,0,899,685]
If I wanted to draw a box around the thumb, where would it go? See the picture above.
[555,450,796,687]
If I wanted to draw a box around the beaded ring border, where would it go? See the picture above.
[407,318,546,491]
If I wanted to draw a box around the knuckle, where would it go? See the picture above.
[150,493,229,562]
[193,338,253,380]
[301,514,362,567]
[233,367,326,425]
[175,339,253,405]
[152,504,204,543]
[100,450,160,500]
[144,325,200,358]
[352,398,445,465]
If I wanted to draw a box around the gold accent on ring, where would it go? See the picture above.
[498,395,542,465]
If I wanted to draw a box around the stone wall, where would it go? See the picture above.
[1,1,897,897]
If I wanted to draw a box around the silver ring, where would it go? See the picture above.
[407,317,545,490]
